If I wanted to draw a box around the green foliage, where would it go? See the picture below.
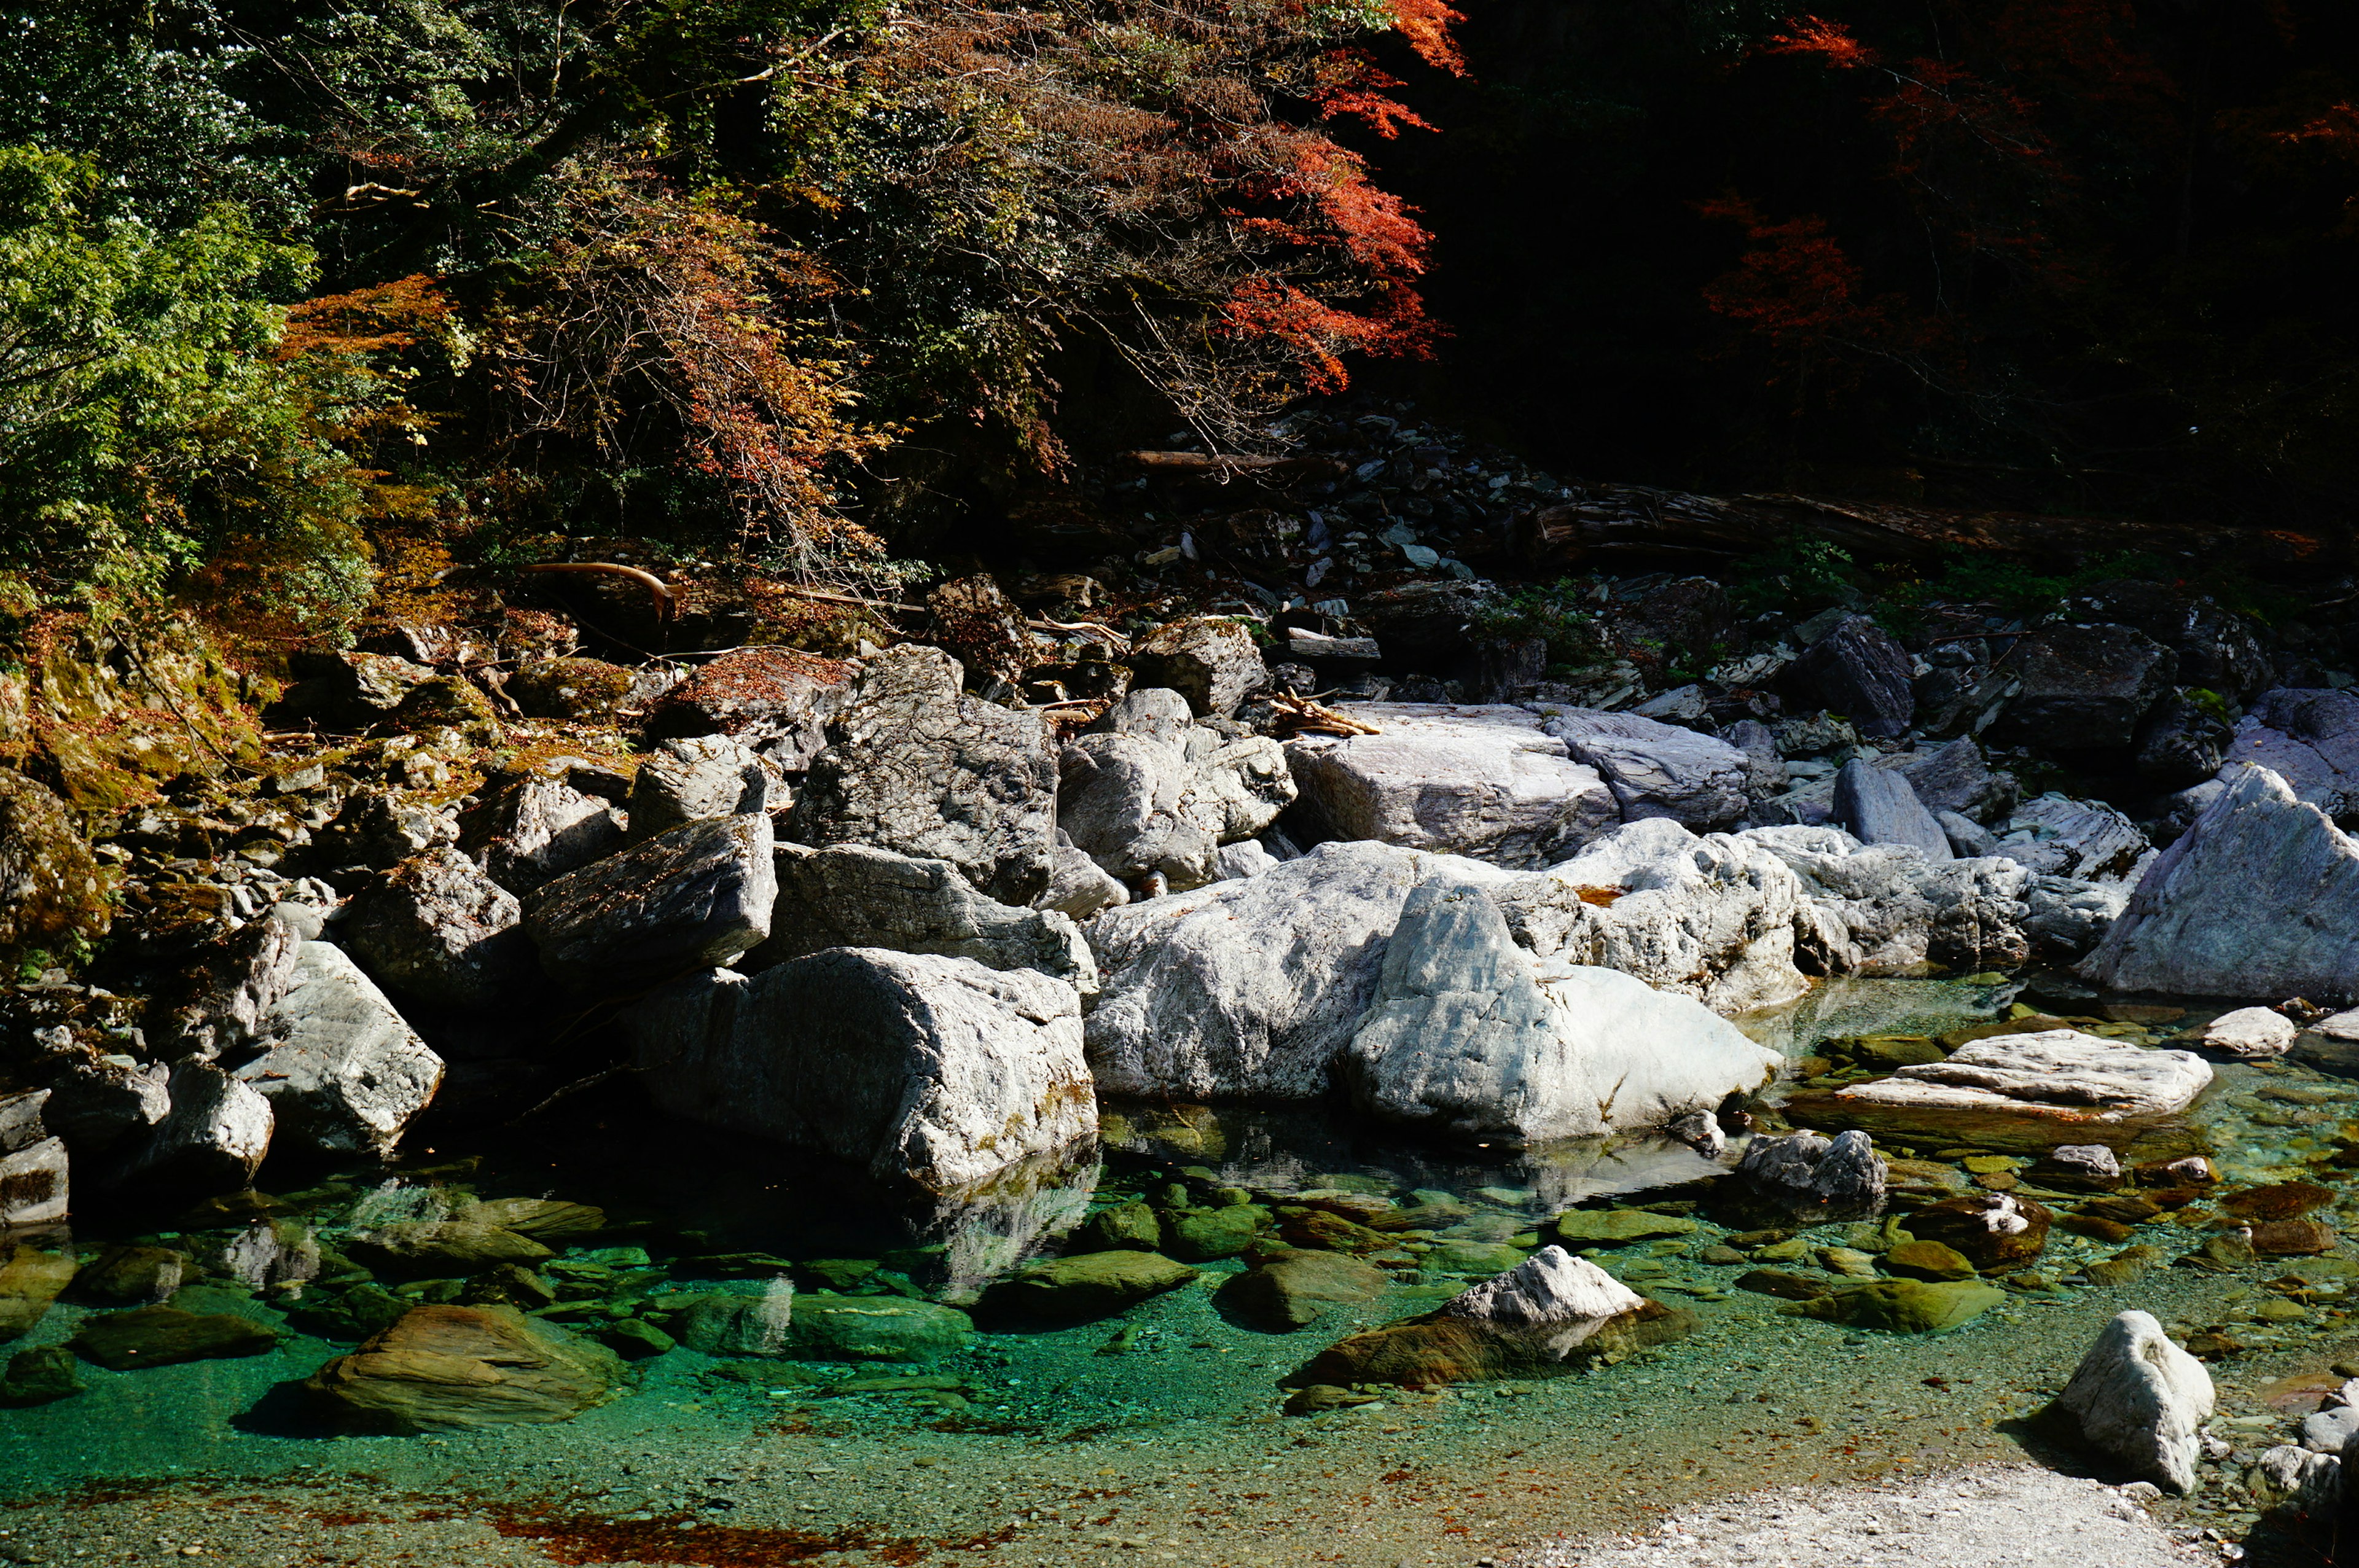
[1471,579,1608,666]
[1731,536,1856,614]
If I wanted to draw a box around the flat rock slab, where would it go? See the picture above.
[1826,1030,2211,1147]
[1285,703,1616,868]
[68,1306,279,1370]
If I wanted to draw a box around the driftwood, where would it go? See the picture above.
[511,562,678,620]
[1508,485,2344,579]
[1267,692,1382,738]
[1114,450,1345,482]
[777,586,1132,653]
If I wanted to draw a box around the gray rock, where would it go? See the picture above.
[1342,881,1780,1142]
[1997,623,2177,753]
[41,1056,170,1154]
[2056,1309,2214,1492]
[154,913,306,1060]
[1489,819,1813,1014]
[236,942,445,1158]
[627,735,776,841]
[1745,827,2032,975]
[1893,738,2014,823]
[753,843,1095,995]
[1834,1029,2212,1126]
[1993,794,2151,883]
[1832,760,1951,861]
[2133,694,2232,789]
[2083,765,2359,1000]
[623,951,1093,1192]
[2226,723,2353,819]
[1532,708,1751,830]
[316,787,457,873]
[1285,703,1617,868]
[2256,687,2359,778]
[1723,719,1788,805]
[1037,830,1128,921]
[1937,811,1996,858]
[2022,875,2130,959]
[456,778,625,893]
[1057,690,1294,890]
[1791,617,1914,739]
[1130,617,1267,719]
[525,813,777,996]
[1286,628,1380,665]
[120,1064,273,1192]
[0,1088,44,1155]
[790,646,1059,906]
[1215,840,1278,881]
[343,849,536,1011]
[278,651,434,726]
[1738,1130,1887,1206]
[1085,840,1515,1100]
[0,1136,66,1225]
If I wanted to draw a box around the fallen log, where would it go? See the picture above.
[1508,485,2345,579]
[1113,450,1345,482]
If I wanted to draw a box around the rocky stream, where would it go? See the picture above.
[7,404,2359,1566]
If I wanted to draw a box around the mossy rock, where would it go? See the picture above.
[285,1283,408,1342]
[385,676,502,738]
[1420,1241,1528,1278]
[1070,1200,1162,1254]
[1289,1298,1696,1387]
[304,1305,620,1433]
[346,1222,553,1277]
[596,1318,676,1360]
[1883,1241,1977,1282]
[0,1344,80,1407]
[790,1293,974,1361]
[1215,1249,1388,1332]
[0,768,109,968]
[1790,1279,2003,1334]
[509,658,642,723]
[0,1246,79,1341]
[980,1251,1202,1323]
[1162,1205,1266,1263]
[69,1305,280,1370]
[1549,1210,1697,1248]
[1844,1035,1947,1068]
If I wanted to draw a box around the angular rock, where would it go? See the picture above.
[525,813,777,996]
[1884,1240,1977,1282]
[2251,688,2359,808]
[1724,719,1788,804]
[2204,1006,2297,1058]
[1739,1130,1887,1207]
[1490,819,1812,1013]
[1084,840,1514,1100]
[279,650,432,725]
[2134,694,2232,789]
[1057,690,1292,890]
[1904,1192,2052,1271]
[1342,880,1780,1142]
[2023,874,2130,959]
[1791,616,1914,739]
[456,778,625,894]
[1215,1249,1388,1330]
[119,1063,272,1192]
[2060,580,2272,700]
[1130,618,1267,719]
[73,1245,189,1305]
[927,574,1036,686]
[1939,810,1997,857]
[753,843,1095,994]
[1747,827,2032,975]
[305,1305,620,1433]
[642,646,855,760]
[506,657,644,722]
[1993,794,2151,883]
[2083,766,2359,1000]
[1893,738,2015,823]
[1530,708,1751,830]
[980,1250,1201,1322]
[2226,727,2353,820]
[0,1245,76,1340]
[69,1305,279,1370]
[627,735,776,841]
[1037,830,1128,921]
[1999,624,2177,753]
[791,646,1058,905]
[624,950,1093,1192]
[1285,703,1616,868]
[316,786,458,875]
[343,849,535,1011]
[0,1136,68,1227]
[233,942,444,1158]
[1216,840,1278,881]
[2056,1309,2215,1492]
[29,1053,170,1156]
[153,913,306,1060]
[1833,760,1951,861]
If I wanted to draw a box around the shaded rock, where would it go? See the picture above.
[2059,580,2272,701]
[1791,617,1914,739]
[1286,703,1616,868]
[1998,624,2177,753]
[642,646,854,759]
[1993,795,2150,883]
[2056,1309,2215,1492]
[1530,708,1751,830]
[627,735,775,841]
[2084,1244,2165,1288]
[0,1134,67,1227]
[284,1282,407,1342]
[1353,580,1503,672]
[305,1305,620,1433]
[0,1246,76,1341]
[1833,760,1950,861]
[456,778,625,894]
[1084,840,1515,1101]
[1894,739,2016,823]
[506,657,644,723]
[461,1197,606,1239]
[69,1305,278,1370]
[2250,1218,2338,1256]
[72,1246,187,1305]
[525,813,777,996]
[980,1250,1201,1322]
[1071,1200,1162,1254]
[1490,819,1813,1013]
[1130,618,1267,719]
[1343,880,1780,1142]
[753,843,1095,994]
[2023,875,2131,959]
[2135,695,2232,789]
[674,1285,800,1355]
[235,942,444,1158]
[39,1056,169,1154]
[153,913,305,1060]
[623,950,1093,1193]
[2083,766,2359,1000]
[1904,1192,2051,1272]
[316,786,458,875]
[461,1263,557,1310]
[597,1319,676,1360]
[2226,725,2355,820]
[0,1344,80,1406]
[2204,1006,2297,1058]
[1739,1130,1887,1207]
[1038,830,1128,921]
[348,1222,553,1277]
[343,849,535,1011]
[791,646,1058,905]
[1794,1278,2005,1333]
[1216,1249,1388,1330]
[119,1063,272,1192]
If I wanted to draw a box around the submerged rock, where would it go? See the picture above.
[1216,1250,1389,1331]
[1792,1278,2004,1334]
[980,1250,1202,1322]
[0,1344,80,1407]
[305,1305,621,1433]
[1904,1192,2052,1273]
[0,1246,77,1341]
[68,1306,279,1370]
[2055,1309,2215,1492]
[346,1221,553,1276]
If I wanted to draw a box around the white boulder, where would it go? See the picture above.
[1834,1029,2212,1126]
[2056,1309,2215,1492]
[1744,825,2033,975]
[1438,1245,1644,1328]
[2202,1005,2296,1058]
[235,942,445,1158]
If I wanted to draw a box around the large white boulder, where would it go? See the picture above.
[235,942,444,1158]
[2056,1309,2215,1492]
[1344,881,1780,1142]
[1084,840,1514,1100]
[1743,825,2032,975]
[1056,688,1294,891]
[1834,1029,2212,1126]
[1285,703,1616,868]
[1528,707,1750,830]
[623,950,1093,1193]
[2083,765,2359,1000]
[1490,819,1812,1014]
